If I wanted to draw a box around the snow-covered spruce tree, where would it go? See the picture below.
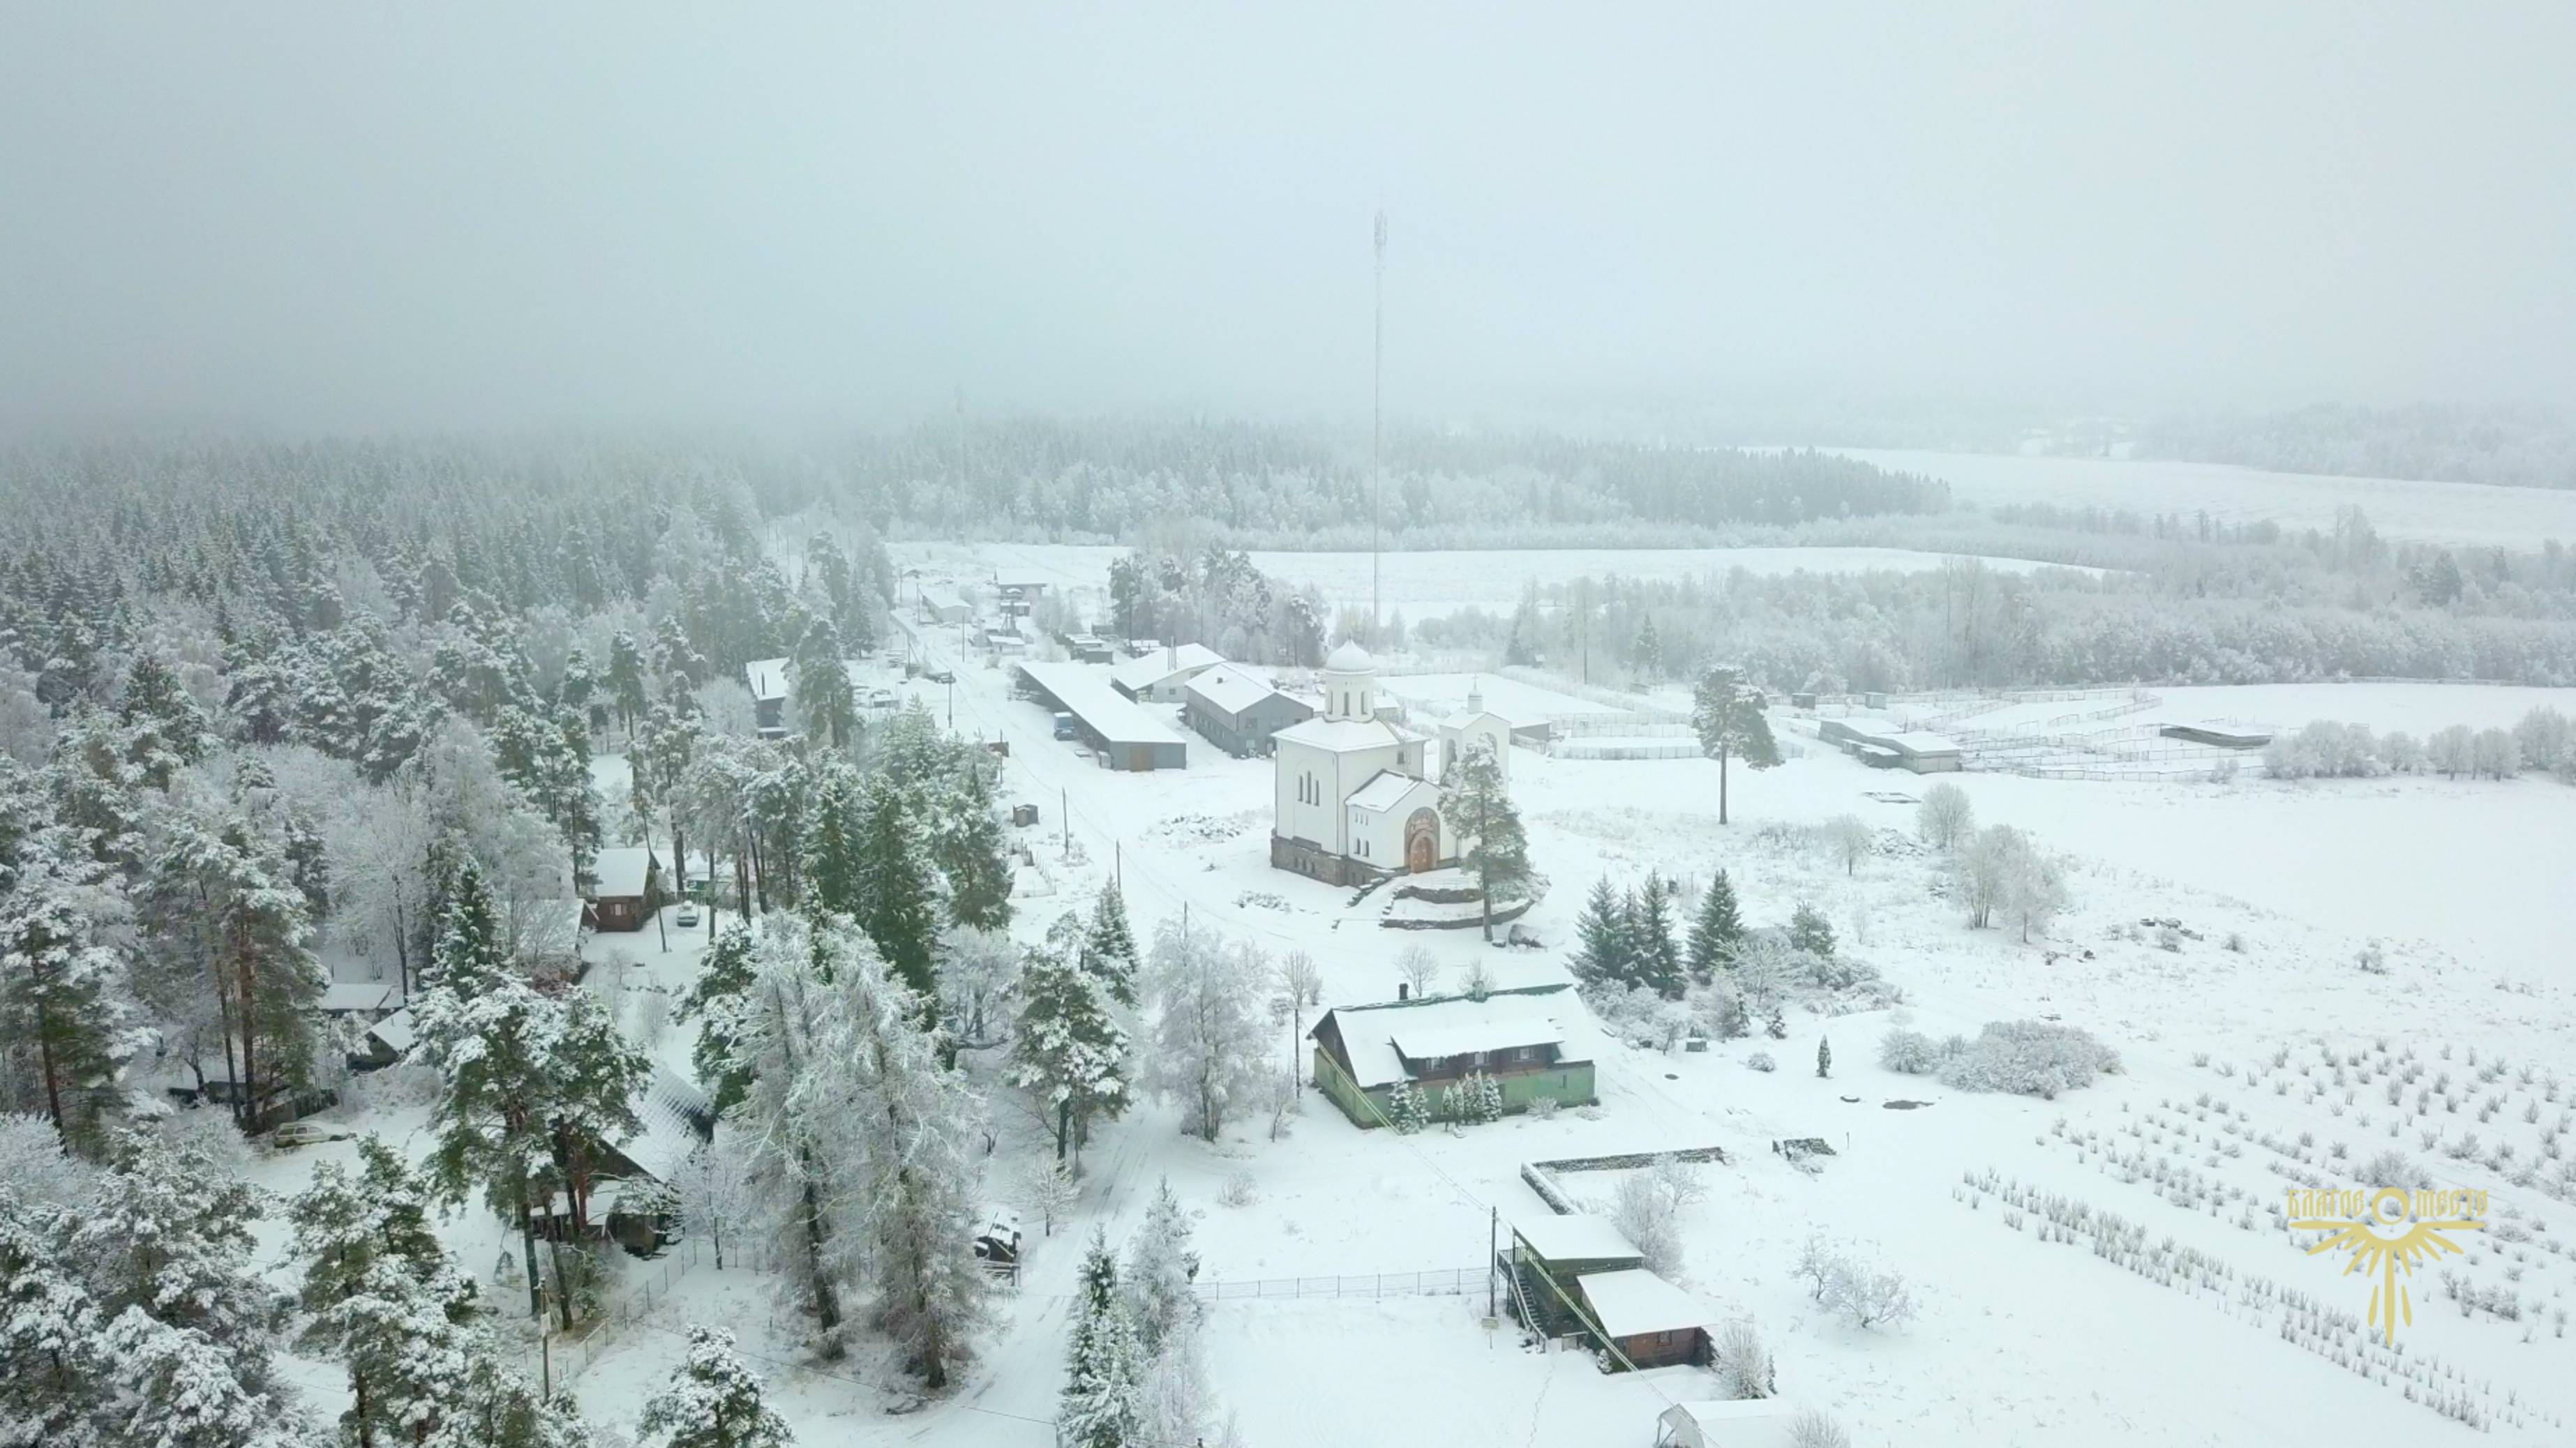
[1011,917,1130,1166]
[1473,1070,1505,1124]
[1570,876,1636,991]
[1144,919,1266,1142]
[290,1138,482,1448]
[115,652,212,787]
[1628,875,1684,999]
[923,752,1012,936]
[1817,1036,1832,1078]
[677,923,762,1119]
[1788,900,1836,958]
[1435,741,1535,941]
[1079,882,1141,1009]
[1058,1229,1146,1448]
[1685,868,1743,986]
[1125,1177,1202,1354]
[0,838,137,1154]
[1386,1080,1430,1133]
[0,1181,112,1445]
[637,1325,795,1448]
[1691,665,1781,826]
[854,776,941,1009]
[792,616,859,754]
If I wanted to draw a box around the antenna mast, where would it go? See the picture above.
[1372,209,1387,639]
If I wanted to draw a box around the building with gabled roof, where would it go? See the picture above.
[1577,1267,1722,1368]
[744,656,792,737]
[1307,981,1598,1127]
[1183,663,1314,756]
[585,847,661,932]
[1110,642,1226,702]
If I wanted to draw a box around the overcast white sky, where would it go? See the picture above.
[2,3,2570,432]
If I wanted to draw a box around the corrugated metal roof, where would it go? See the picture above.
[1109,642,1225,695]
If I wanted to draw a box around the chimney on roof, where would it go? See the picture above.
[1396,981,1409,1001]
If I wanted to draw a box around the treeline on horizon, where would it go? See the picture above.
[827,416,1950,540]
[2137,402,2576,492]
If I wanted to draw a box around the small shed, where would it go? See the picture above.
[1308,983,1598,1129]
[586,847,663,932]
[599,1066,715,1253]
[1654,1400,1801,1448]
[353,1007,417,1071]
[1576,1267,1721,1369]
[918,586,973,626]
[744,656,791,738]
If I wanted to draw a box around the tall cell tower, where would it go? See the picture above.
[1372,208,1387,638]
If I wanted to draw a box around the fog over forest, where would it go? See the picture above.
[3,3,2573,434]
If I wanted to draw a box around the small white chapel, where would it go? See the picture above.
[1269,642,1453,884]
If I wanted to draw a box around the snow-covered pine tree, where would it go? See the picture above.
[636,1325,795,1448]
[1011,919,1130,1165]
[606,631,649,741]
[1144,920,1266,1142]
[1629,873,1684,999]
[1686,869,1744,986]
[290,1137,481,1448]
[926,753,1012,935]
[1125,1177,1201,1353]
[0,1182,110,1444]
[1079,882,1140,1008]
[1691,665,1782,826]
[796,761,866,922]
[1058,1228,1146,1448]
[1435,741,1536,940]
[1570,876,1635,991]
[1474,1069,1505,1124]
[678,924,763,1119]
[0,838,136,1153]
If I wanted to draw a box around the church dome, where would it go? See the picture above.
[1324,640,1376,674]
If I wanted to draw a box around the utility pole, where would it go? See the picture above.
[1488,1206,1498,1321]
[1372,208,1387,640]
[1061,787,1069,861]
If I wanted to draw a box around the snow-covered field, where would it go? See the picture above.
[895,541,2106,619]
[257,621,2576,1447]
[1836,448,2576,548]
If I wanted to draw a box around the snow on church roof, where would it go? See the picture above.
[1345,769,1426,814]
[1324,640,1377,673]
[1273,716,1419,753]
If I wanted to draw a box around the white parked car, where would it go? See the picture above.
[268,1121,341,1150]
[675,902,701,927]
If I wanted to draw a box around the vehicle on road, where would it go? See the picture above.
[675,902,701,927]
[868,688,899,708]
[928,668,956,684]
[1053,711,1077,740]
[268,1121,343,1150]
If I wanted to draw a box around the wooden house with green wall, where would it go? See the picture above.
[1309,982,1598,1129]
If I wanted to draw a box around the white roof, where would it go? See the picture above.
[1512,1214,1641,1265]
[1016,662,1190,749]
[366,1007,417,1055]
[1321,988,1585,1089]
[1184,663,1296,718]
[1346,769,1430,815]
[592,847,656,899]
[1274,716,1420,753]
[744,657,791,702]
[1109,643,1225,694]
[1578,1268,1720,1338]
[1883,731,1959,754]
[1324,640,1376,673]
[615,1066,713,1183]
[1657,1401,1799,1448]
[1391,1015,1563,1062]
[319,980,404,1013]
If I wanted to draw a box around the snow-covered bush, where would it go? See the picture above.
[1788,1408,1852,1448]
[1218,1170,1257,1208]
[1937,1020,2122,1099]
[1878,1029,1949,1075]
[1746,1051,1777,1073]
[1527,1095,1561,1121]
[1715,1320,1773,1400]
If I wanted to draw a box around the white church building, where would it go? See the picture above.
[1270,642,1457,885]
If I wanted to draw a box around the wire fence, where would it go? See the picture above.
[1189,1267,1491,1304]
[516,1235,779,1391]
